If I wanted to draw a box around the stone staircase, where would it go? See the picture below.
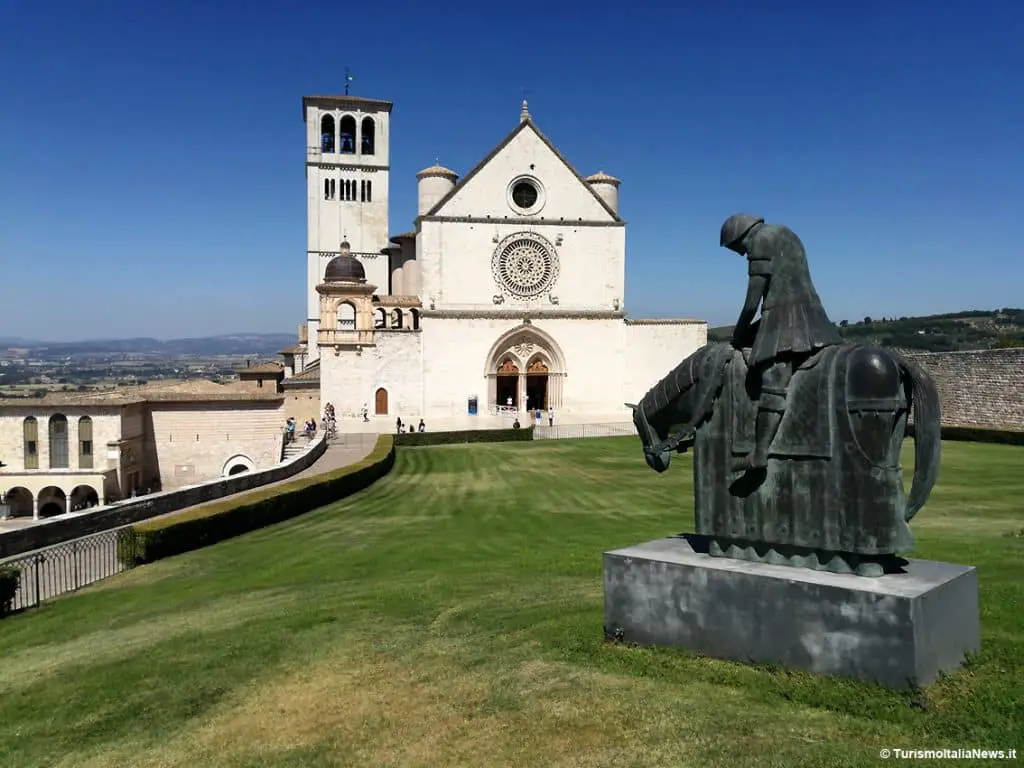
[282,439,308,462]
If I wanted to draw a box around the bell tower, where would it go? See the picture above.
[303,92,393,361]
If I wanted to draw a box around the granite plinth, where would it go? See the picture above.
[603,535,980,689]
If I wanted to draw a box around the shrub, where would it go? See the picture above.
[120,435,395,566]
[395,426,534,447]
[0,565,20,617]
[906,424,1024,446]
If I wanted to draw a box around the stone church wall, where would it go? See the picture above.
[147,401,286,490]
[624,320,709,404]
[539,317,628,414]
[900,348,1024,431]
[318,331,423,421]
[418,316,706,418]
[420,220,625,311]
[368,332,424,420]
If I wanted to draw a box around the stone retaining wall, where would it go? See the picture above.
[901,348,1024,431]
[0,433,327,559]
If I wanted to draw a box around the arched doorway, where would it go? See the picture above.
[69,484,99,512]
[37,486,66,517]
[495,359,519,409]
[484,324,566,413]
[222,454,255,476]
[375,387,389,415]
[2,487,33,518]
[526,358,549,410]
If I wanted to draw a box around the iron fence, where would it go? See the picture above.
[0,527,135,615]
[533,421,638,441]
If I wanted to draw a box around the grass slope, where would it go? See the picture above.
[1,439,1022,767]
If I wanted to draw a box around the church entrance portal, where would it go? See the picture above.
[496,359,519,409]
[484,324,565,413]
[526,359,548,411]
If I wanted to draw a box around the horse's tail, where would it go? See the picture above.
[899,356,942,521]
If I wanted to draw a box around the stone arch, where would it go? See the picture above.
[483,323,566,376]
[320,114,335,153]
[374,307,388,329]
[37,485,66,517]
[2,487,33,518]
[222,454,255,476]
[69,484,99,511]
[337,301,357,330]
[339,114,356,154]
[410,308,421,330]
[391,307,404,329]
[361,116,375,154]
[483,323,566,411]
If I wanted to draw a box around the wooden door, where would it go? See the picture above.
[374,387,389,415]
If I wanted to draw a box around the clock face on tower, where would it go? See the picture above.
[492,231,560,300]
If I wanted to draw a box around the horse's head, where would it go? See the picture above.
[627,402,673,473]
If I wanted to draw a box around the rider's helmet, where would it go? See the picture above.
[719,213,765,250]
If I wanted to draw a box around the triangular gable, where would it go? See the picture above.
[422,119,622,223]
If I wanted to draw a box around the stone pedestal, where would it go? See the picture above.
[603,536,980,689]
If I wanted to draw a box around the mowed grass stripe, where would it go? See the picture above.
[0,437,1020,768]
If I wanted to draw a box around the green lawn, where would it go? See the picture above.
[1,438,1022,767]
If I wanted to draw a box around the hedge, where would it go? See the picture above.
[117,435,395,566]
[0,565,19,617]
[395,425,534,447]
[906,423,1024,446]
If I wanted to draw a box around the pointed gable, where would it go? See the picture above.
[422,119,622,223]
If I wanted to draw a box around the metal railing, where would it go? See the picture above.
[532,421,638,441]
[1,527,134,614]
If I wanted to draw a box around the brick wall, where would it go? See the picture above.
[900,348,1024,431]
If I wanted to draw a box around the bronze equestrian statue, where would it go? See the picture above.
[629,214,942,577]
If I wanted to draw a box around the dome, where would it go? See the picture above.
[585,170,620,186]
[324,253,366,283]
[416,163,458,180]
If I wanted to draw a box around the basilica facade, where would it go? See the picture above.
[284,94,706,426]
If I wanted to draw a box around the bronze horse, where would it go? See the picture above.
[629,341,942,576]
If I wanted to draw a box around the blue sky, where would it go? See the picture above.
[1,0,1021,341]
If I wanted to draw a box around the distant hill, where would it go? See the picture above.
[708,308,1024,352]
[2,334,297,357]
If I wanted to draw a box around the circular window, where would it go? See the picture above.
[506,175,545,215]
[492,232,560,299]
[511,181,538,209]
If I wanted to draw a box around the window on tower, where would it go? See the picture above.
[360,180,366,202]
[324,178,337,200]
[361,117,376,155]
[339,115,356,154]
[320,115,335,153]
[366,180,372,202]
[337,302,357,330]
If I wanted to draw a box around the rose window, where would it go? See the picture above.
[492,233,559,299]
